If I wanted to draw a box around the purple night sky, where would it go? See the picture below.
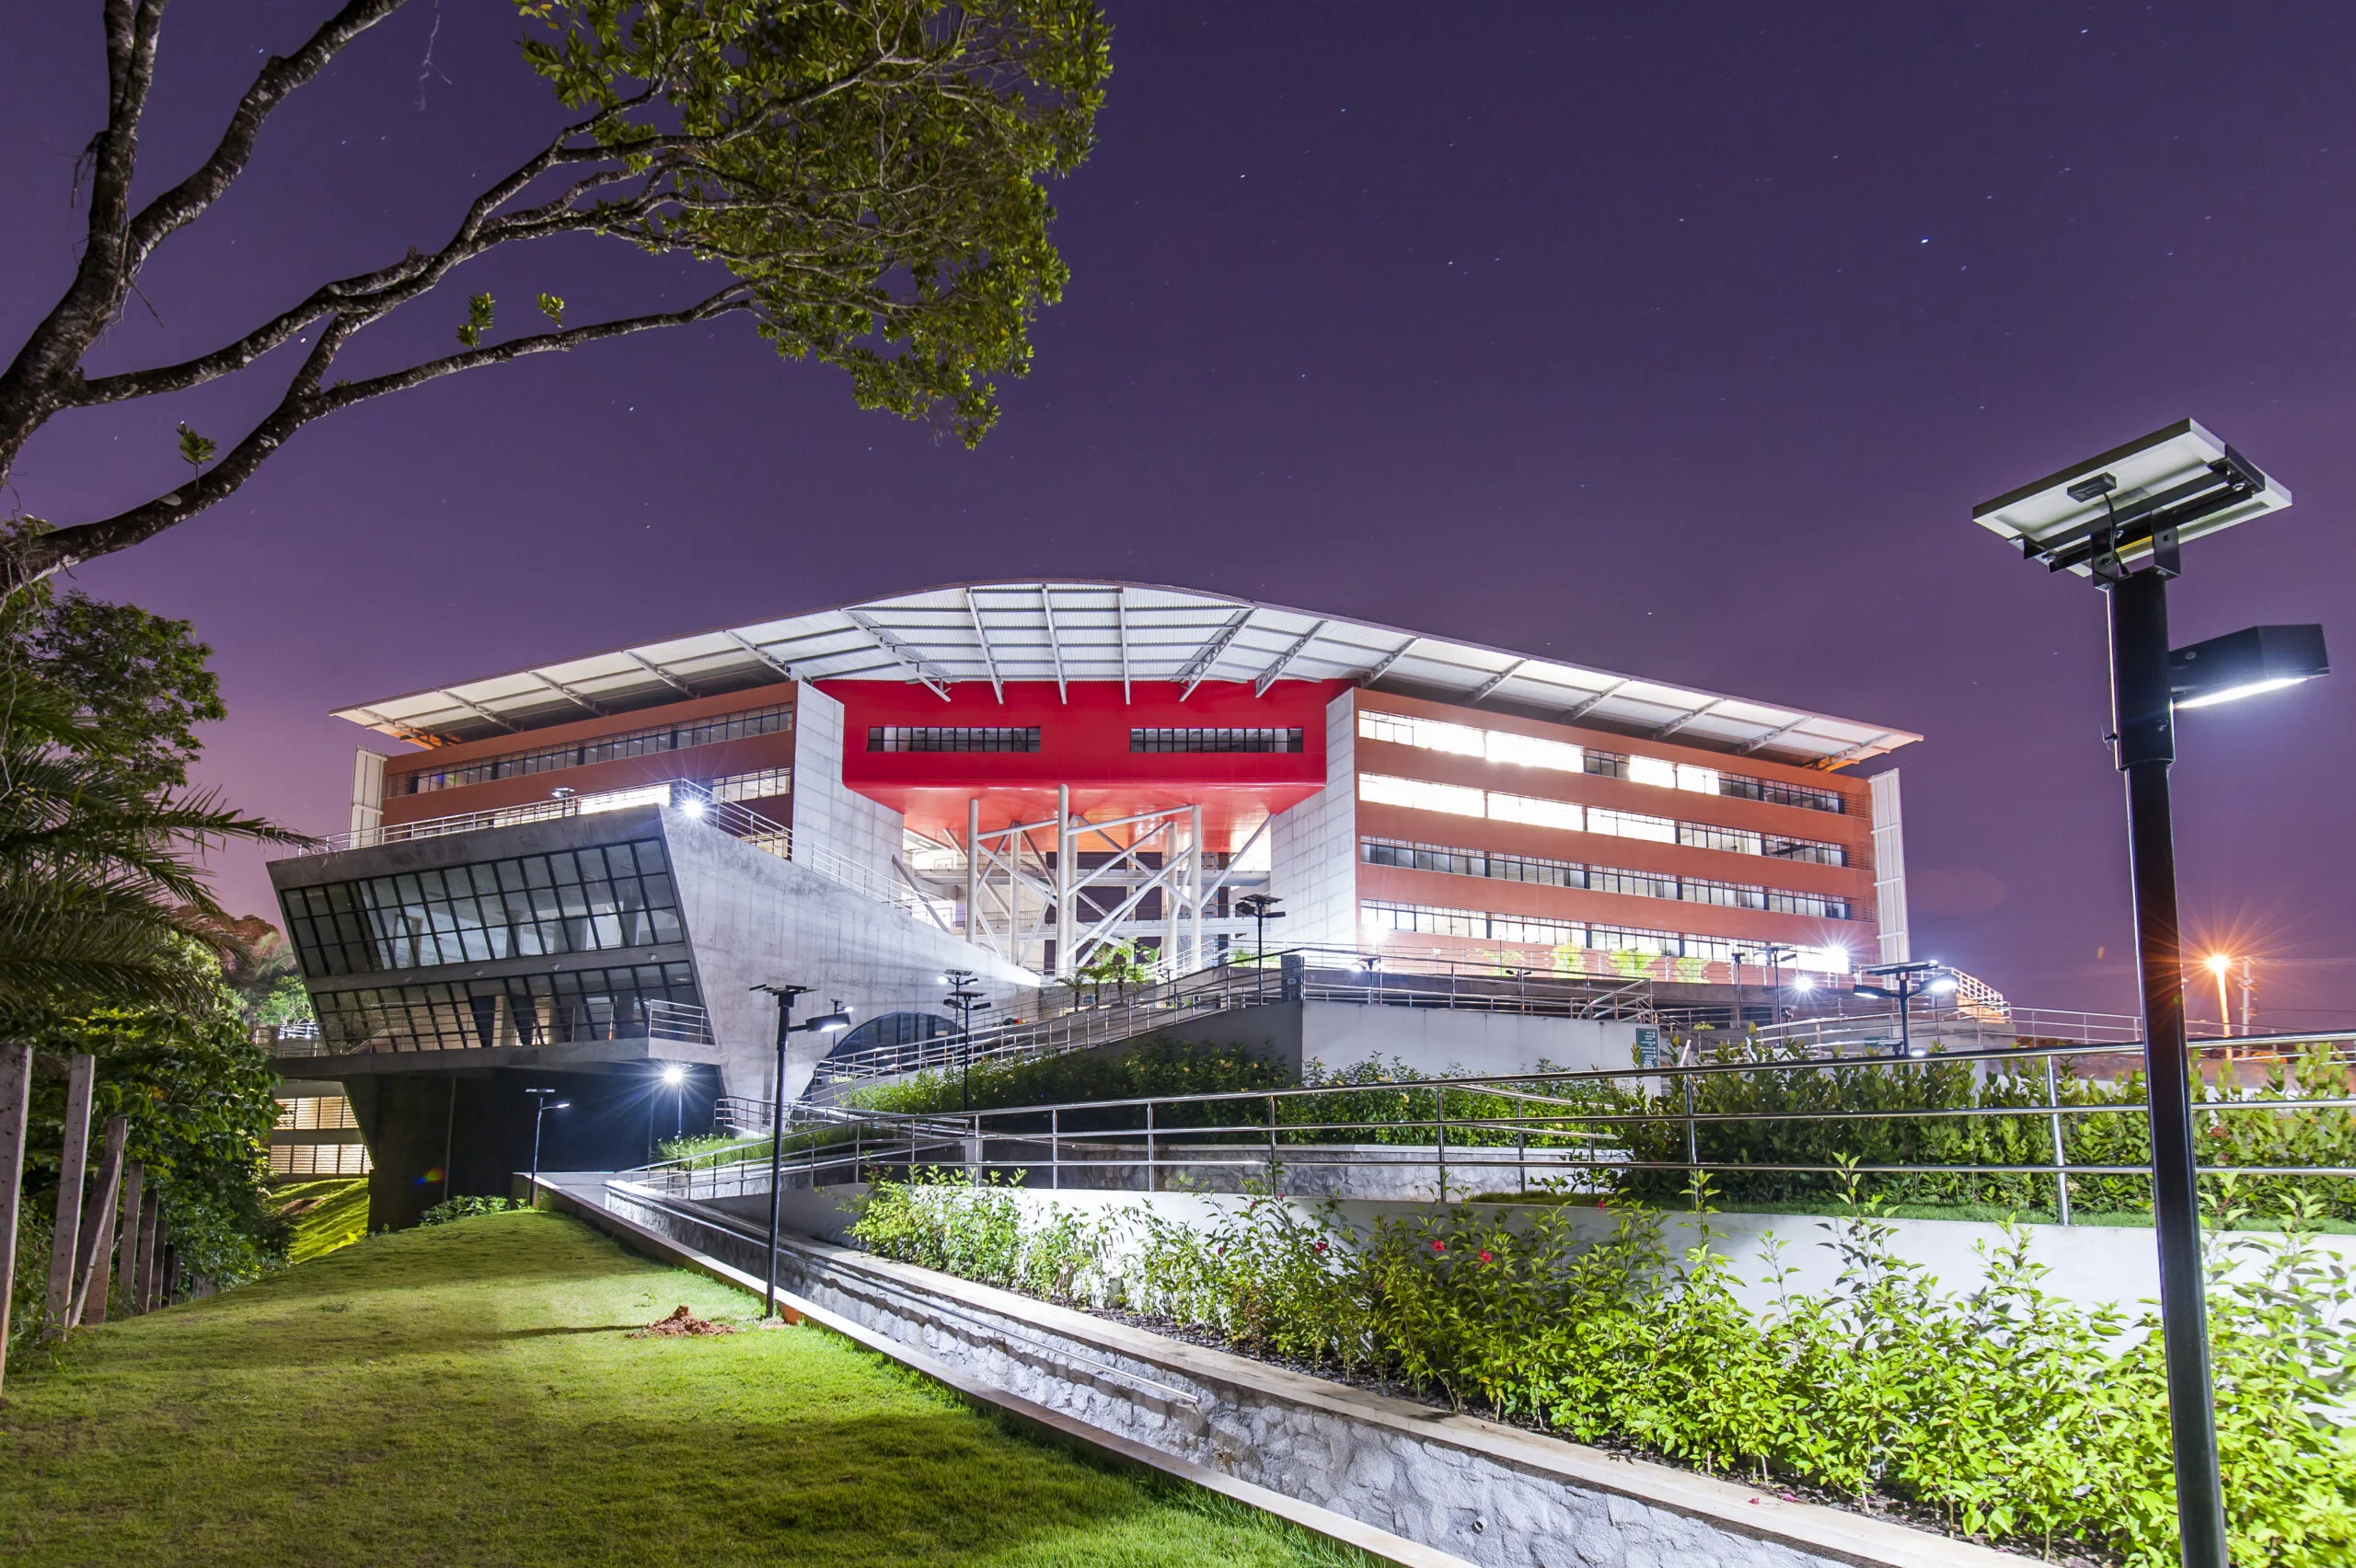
[5,4,2352,1027]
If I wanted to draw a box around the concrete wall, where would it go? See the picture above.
[1268,688,1358,949]
[789,682,905,874]
[663,808,1035,1103]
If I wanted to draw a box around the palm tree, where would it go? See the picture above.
[0,676,301,1030]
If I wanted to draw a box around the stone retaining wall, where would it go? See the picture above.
[588,1178,2017,1568]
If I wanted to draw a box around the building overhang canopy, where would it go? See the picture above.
[334,581,1919,769]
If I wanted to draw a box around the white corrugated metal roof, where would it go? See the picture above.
[334,581,1920,768]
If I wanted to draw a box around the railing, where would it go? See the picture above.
[265,997,714,1059]
[810,947,1662,1087]
[1744,1004,2145,1052]
[620,1030,2356,1220]
[277,778,939,924]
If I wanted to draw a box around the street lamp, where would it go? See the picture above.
[749,984,851,1320]
[1975,417,2327,1568]
[941,969,988,1113]
[525,1088,568,1204]
[2202,953,2234,1039]
[1233,894,1286,965]
[661,1063,687,1139]
[1853,960,1946,1057]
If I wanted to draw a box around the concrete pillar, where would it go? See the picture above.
[42,1053,96,1335]
[68,1114,128,1327]
[0,1042,32,1393]
[966,796,982,955]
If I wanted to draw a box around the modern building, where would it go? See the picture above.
[267,582,1920,1225]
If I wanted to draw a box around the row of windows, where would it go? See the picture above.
[312,962,699,1053]
[283,840,681,977]
[274,1096,359,1131]
[402,704,794,793]
[1357,775,1849,866]
[1356,711,1846,814]
[710,766,791,801]
[1129,728,1305,753]
[870,726,1042,752]
[1360,838,1854,919]
[1360,901,1854,970]
[270,1143,372,1178]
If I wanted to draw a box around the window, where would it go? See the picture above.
[1359,773,1487,818]
[1360,900,1495,940]
[1720,775,1847,813]
[1628,755,1678,790]
[1764,836,1847,867]
[1131,728,1304,753]
[270,1144,372,1177]
[403,704,793,793]
[1765,889,1854,918]
[1682,878,1767,910]
[1484,731,1584,773]
[274,1096,359,1131]
[1357,711,1582,771]
[1680,823,1765,856]
[281,839,682,977]
[309,961,699,1053]
[709,767,791,802]
[1589,867,1680,901]
[1486,849,1588,889]
[1487,792,1586,832]
[1676,764,1720,794]
[868,726,1041,753]
[1588,808,1678,844]
[1584,750,1631,779]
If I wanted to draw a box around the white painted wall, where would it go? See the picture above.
[1269,688,1359,949]
[1869,770,1908,964]
[789,683,905,877]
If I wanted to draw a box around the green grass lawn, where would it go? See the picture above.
[0,1210,1362,1568]
[272,1176,373,1262]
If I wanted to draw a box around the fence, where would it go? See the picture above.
[629,1029,2356,1225]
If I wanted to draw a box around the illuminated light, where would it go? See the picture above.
[661,1065,687,1086]
[678,798,707,820]
[2204,953,2233,975]
[2174,675,2309,709]
[1791,972,1819,993]
[1794,945,1851,975]
[1927,977,1957,995]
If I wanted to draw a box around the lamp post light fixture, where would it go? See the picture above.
[1975,418,2327,1568]
[1853,960,1946,1058]
[748,984,850,1320]
[525,1088,568,1205]
[2203,953,2235,1039]
[660,1062,688,1139]
[941,969,988,1113]
[1233,894,1286,966]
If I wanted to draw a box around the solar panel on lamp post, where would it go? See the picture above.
[1974,418,2326,1568]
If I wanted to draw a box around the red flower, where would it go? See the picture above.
[1477,1250,1494,1263]
[1431,1239,1447,1253]
[1312,1241,1329,1254]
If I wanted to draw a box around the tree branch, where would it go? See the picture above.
[7,290,753,586]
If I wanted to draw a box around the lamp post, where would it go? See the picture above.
[1975,419,2326,1568]
[749,986,849,1320]
[1854,960,1945,1058]
[661,1063,687,1139]
[941,969,987,1113]
[525,1088,568,1205]
[2203,954,2234,1039]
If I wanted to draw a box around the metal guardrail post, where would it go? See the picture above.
[1519,1127,1528,1196]
[1145,1100,1156,1193]
[1266,1093,1279,1195]
[1051,1108,1060,1191]
[2045,1050,2073,1226]
[1435,1085,1448,1203]
[1681,1049,1701,1200]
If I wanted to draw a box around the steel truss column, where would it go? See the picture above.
[1055,784,1076,980]
[1189,804,1205,974]
[967,796,983,955]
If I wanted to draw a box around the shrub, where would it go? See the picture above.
[850,1170,2356,1567]
[419,1195,529,1226]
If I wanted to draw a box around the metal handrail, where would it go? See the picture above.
[636,1028,2356,1214]
[265,996,715,1058]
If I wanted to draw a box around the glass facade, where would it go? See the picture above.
[311,961,700,1054]
[283,839,682,977]
[1361,900,1744,963]
[1357,710,1846,813]
[401,703,793,793]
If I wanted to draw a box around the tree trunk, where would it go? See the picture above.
[0,1043,33,1394]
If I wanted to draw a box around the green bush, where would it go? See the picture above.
[419,1195,529,1226]
[851,1171,2356,1567]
